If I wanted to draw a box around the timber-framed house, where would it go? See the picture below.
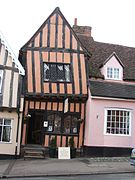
[19,7,90,153]
[0,32,24,157]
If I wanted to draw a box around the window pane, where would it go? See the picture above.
[47,114,54,132]
[64,65,70,82]
[2,126,11,142]
[64,116,71,134]
[50,64,57,81]
[0,119,3,125]
[44,63,50,81]
[71,117,78,134]
[54,114,61,133]
[107,67,113,78]
[57,65,64,81]
[4,119,11,126]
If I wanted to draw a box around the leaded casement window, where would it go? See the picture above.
[0,70,3,93]
[44,63,71,82]
[63,115,78,134]
[105,109,131,136]
[0,119,12,142]
[47,114,61,133]
[107,67,120,80]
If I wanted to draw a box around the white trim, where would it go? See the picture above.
[102,52,124,67]
[91,96,135,102]
[104,108,131,137]
[0,31,25,75]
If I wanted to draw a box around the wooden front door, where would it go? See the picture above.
[27,111,44,145]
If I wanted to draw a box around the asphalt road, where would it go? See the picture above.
[9,173,135,180]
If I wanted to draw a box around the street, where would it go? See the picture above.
[9,173,135,180]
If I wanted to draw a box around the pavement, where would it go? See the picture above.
[0,157,135,179]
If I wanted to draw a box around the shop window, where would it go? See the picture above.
[0,119,12,142]
[44,63,71,82]
[47,114,61,133]
[63,115,78,134]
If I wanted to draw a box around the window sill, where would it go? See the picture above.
[0,141,12,144]
[104,133,131,137]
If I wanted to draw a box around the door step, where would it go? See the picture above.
[22,145,45,160]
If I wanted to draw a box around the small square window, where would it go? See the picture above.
[107,67,120,80]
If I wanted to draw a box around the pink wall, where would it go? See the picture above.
[85,94,135,148]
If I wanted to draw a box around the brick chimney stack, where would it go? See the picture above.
[74,18,77,26]
[73,18,92,37]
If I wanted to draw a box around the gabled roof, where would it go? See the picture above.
[0,31,25,75]
[21,7,91,57]
[77,34,135,80]
[90,80,135,100]
[100,52,124,68]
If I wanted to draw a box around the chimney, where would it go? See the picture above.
[74,18,77,26]
[73,19,92,37]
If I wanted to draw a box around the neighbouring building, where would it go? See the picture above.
[0,32,25,157]
[73,24,135,156]
[19,7,90,153]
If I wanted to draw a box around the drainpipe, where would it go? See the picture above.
[15,75,22,158]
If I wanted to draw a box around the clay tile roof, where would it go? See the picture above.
[90,80,135,99]
[77,34,135,80]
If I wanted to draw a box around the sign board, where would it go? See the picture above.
[58,147,70,159]
[43,121,48,127]
[64,98,68,113]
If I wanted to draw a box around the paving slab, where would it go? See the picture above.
[0,157,135,178]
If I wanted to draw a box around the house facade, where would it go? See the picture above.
[73,26,135,156]
[0,32,24,157]
[19,8,89,151]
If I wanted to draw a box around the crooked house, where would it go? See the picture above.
[19,7,90,153]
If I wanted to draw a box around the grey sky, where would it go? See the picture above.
[0,0,135,57]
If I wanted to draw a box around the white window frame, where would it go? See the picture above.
[0,119,12,143]
[107,67,120,80]
[0,70,3,93]
[104,108,131,136]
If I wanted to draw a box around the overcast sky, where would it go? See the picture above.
[0,0,135,57]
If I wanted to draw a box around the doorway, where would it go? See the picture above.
[27,111,44,145]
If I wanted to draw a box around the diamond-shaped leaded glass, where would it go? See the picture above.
[57,65,64,81]
[64,65,70,81]
[50,64,57,81]
[44,63,50,81]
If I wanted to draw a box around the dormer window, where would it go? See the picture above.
[107,67,120,80]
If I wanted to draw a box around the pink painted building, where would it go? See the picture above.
[73,25,135,156]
